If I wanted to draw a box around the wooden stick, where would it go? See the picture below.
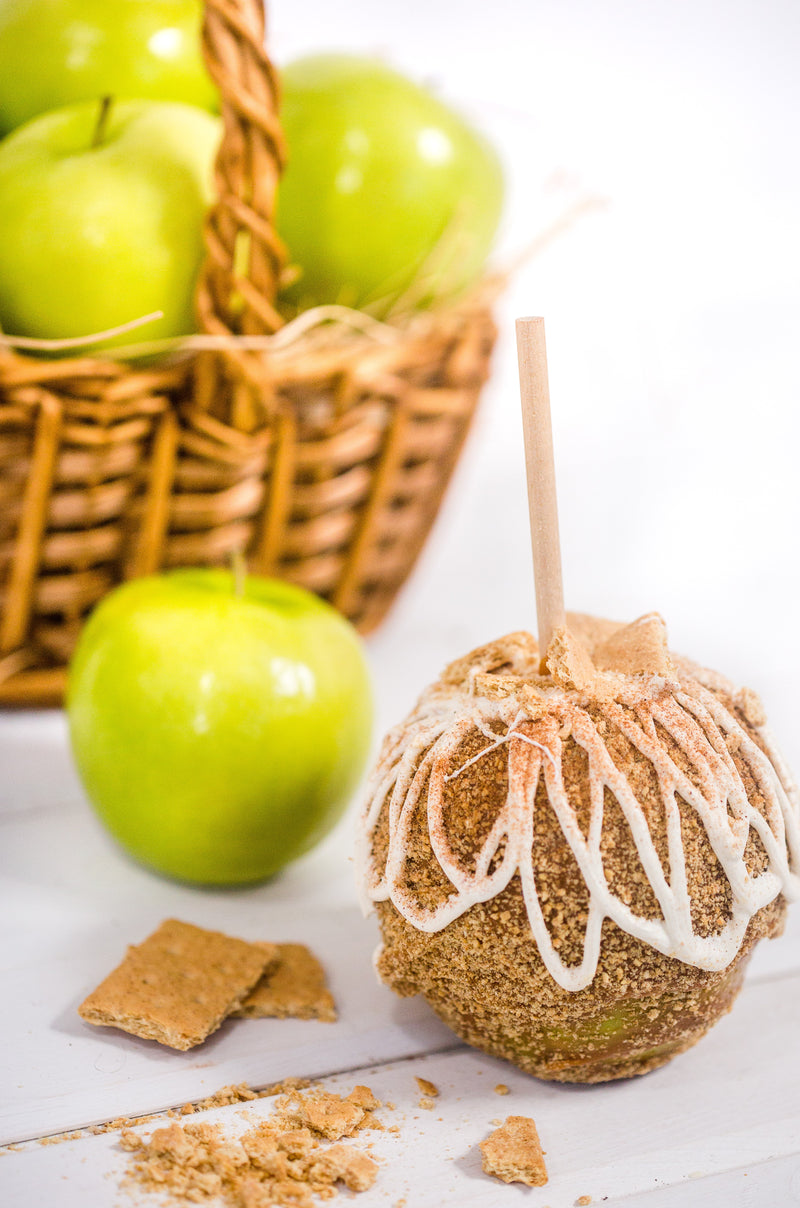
[515,316,566,666]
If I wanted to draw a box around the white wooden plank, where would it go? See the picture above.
[3,966,800,1208]
[604,1157,800,1208]
[0,902,455,1145]
[2,765,799,1149]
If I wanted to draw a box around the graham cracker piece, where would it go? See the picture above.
[346,1086,381,1111]
[545,626,601,695]
[296,1094,365,1141]
[441,632,540,689]
[78,919,276,1051]
[480,1116,548,1187]
[232,942,337,1022]
[546,612,674,700]
[274,1085,385,1142]
[309,1144,378,1192]
[593,612,674,678]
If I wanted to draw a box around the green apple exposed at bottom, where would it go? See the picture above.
[67,571,373,885]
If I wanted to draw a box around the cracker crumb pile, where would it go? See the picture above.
[275,1086,384,1139]
[78,921,336,1050]
[480,1116,548,1187]
[120,1085,382,1206]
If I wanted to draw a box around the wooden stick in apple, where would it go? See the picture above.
[515,316,566,668]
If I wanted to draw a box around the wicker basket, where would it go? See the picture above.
[0,0,497,707]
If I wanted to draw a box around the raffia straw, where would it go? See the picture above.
[515,316,566,670]
[0,304,403,363]
[0,196,598,362]
[0,311,163,352]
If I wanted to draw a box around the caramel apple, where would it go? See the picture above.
[356,613,799,1082]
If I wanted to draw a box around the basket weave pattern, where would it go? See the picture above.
[0,0,497,706]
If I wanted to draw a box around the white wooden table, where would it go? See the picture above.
[1,689,799,1208]
[3,0,799,1200]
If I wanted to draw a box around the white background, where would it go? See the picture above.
[2,2,799,1205]
[271,0,800,766]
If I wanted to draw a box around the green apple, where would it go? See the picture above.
[0,98,220,346]
[277,54,504,316]
[67,570,373,885]
[0,0,217,137]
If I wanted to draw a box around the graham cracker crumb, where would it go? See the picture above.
[494,1084,510,1095]
[38,1131,83,1145]
[480,1116,548,1187]
[576,1197,592,1206]
[78,919,275,1050]
[414,1077,439,1097]
[233,943,337,1022]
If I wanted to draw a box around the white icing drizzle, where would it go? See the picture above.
[355,665,800,993]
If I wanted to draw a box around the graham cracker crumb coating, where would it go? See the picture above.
[78,919,276,1050]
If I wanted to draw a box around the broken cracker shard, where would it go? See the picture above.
[480,1116,548,1187]
[233,942,337,1022]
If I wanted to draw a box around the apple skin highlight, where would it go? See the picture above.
[67,571,373,886]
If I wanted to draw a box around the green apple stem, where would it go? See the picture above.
[231,548,247,597]
[91,96,113,149]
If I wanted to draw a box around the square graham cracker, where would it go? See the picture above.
[78,919,278,1051]
[232,942,337,1022]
